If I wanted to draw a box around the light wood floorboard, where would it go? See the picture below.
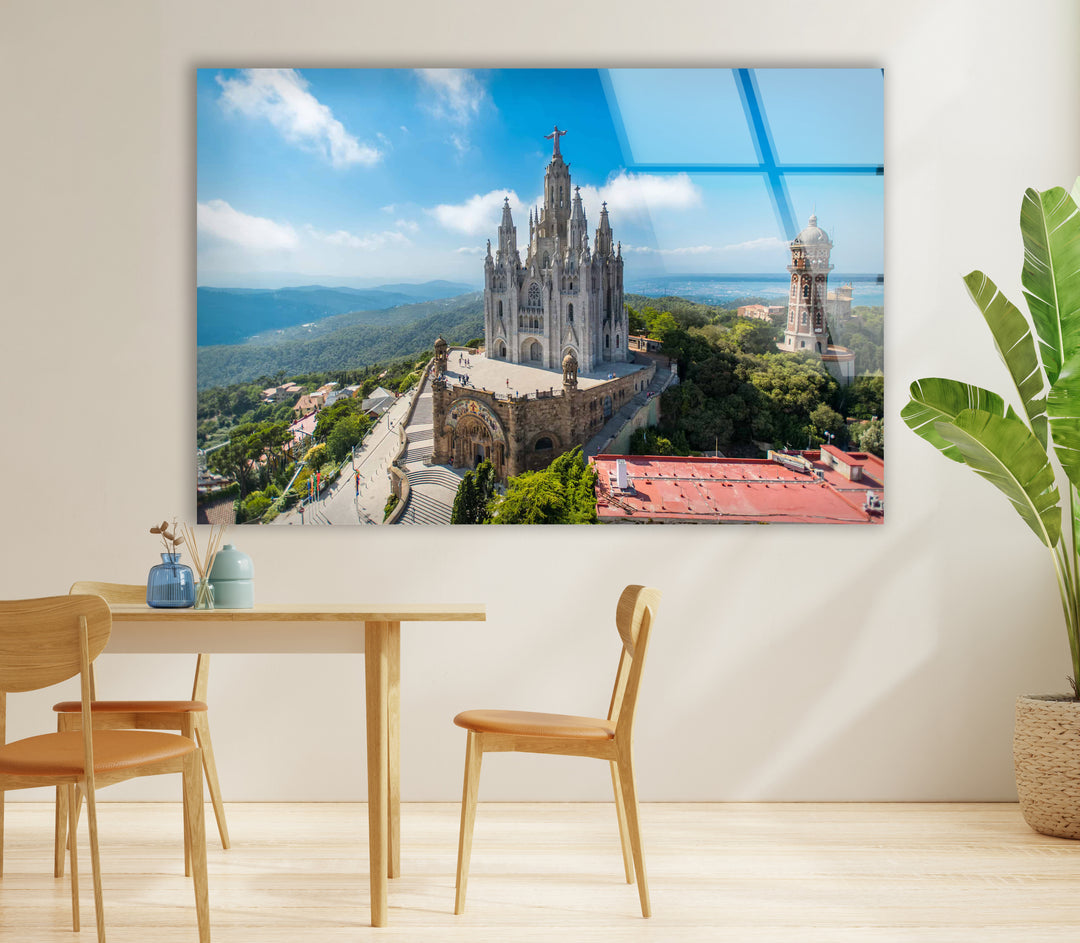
[1,802,1078,941]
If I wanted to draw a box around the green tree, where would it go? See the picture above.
[850,418,884,457]
[451,460,498,524]
[809,404,846,444]
[728,319,781,354]
[844,375,884,421]
[304,442,330,473]
[629,427,677,456]
[327,414,363,463]
[490,447,597,524]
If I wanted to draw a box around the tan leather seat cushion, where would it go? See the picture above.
[52,700,208,714]
[0,730,197,776]
[454,709,615,740]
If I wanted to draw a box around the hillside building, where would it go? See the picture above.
[591,448,884,524]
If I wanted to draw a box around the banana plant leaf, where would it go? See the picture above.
[1047,355,1080,491]
[934,408,1060,548]
[963,270,1047,447]
[901,377,1007,464]
[1020,187,1080,387]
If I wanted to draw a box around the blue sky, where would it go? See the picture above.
[196,68,883,287]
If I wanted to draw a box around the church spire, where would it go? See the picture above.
[569,184,586,255]
[595,201,613,257]
[497,196,518,265]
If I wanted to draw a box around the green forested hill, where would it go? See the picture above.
[196,292,483,390]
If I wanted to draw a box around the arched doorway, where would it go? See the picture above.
[520,338,543,362]
[453,415,496,471]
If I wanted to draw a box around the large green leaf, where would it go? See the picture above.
[964,269,1047,446]
[1021,186,1080,386]
[935,409,1060,548]
[1047,353,1080,490]
[902,377,1007,463]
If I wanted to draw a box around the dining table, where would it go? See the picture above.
[104,602,487,927]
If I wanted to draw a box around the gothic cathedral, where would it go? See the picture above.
[483,126,629,372]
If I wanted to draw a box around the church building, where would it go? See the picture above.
[484,125,630,371]
[429,127,652,482]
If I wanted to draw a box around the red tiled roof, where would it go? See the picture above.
[591,452,884,524]
[196,496,236,526]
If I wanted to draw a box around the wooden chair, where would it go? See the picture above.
[52,582,229,880]
[0,594,210,942]
[452,584,661,918]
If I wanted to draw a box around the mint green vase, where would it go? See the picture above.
[207,544,254,609]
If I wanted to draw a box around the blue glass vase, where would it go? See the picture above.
[147,552,196,608]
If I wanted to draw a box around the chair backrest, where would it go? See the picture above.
[69,580,210,700]
[607,585,662,735]
[69,581,145,605]
[0,595,112,693]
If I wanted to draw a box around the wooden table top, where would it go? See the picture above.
[106,603,486,622]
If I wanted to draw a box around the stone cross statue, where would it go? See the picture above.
[545,125,567,158]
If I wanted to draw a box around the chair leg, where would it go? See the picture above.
[183,751,211,943]
[54,785,68,878]
[453,730,483,915]
[616,751,650,918]
[181,715,194,877]
[193,713,231,850]
[84,779,106,943]
[610,760,634,884]
[67,785,80,931]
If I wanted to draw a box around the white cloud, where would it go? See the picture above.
[622,244,715,256]
[417,69,487,157]
[197,200,298,250]
[723,236,789,252]
[429,189,524,235]
[217,69,381,169]
[416,69,486,125]
[455,246,485,255]
[381,204,396,214]
[305,225,411,251]
[578,172,701,223]
[395,219,419,234]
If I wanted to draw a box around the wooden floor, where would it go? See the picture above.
[1,802,1078,941]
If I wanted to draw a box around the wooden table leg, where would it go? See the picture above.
[387,622,400,879]
[364,620,389,927]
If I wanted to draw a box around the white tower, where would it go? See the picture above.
[781,214,834,354]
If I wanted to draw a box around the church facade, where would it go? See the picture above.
[429,127,651,482]
[483,126,630,371]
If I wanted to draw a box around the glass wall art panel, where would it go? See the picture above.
[196,68,884,526]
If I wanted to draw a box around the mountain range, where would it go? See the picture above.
[196,291,484,390]
[197,280,474,347]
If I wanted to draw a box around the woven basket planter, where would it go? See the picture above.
[1014,695,1080,839]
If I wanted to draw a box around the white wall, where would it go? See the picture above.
[1,0,1077,802]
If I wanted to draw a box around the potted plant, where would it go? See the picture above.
[903,181,1080,839]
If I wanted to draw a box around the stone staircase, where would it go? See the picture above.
[392,385,464,525]
[401,430,433,465]
[398,466,462,525]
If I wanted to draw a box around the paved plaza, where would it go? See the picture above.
[441,348,645,399]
